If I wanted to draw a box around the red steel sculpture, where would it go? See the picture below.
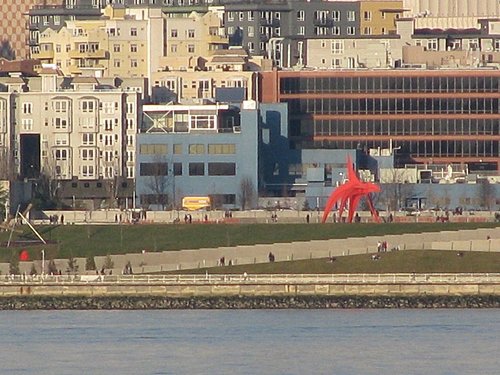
[321,156,381,223]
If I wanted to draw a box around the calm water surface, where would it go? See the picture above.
[0,309,498,375]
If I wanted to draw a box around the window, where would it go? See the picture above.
[81,149,94,161]
[54,117,68,129]
[171,29,178,38]
[104,119,114,131]
[126,102,135,114]
[188,29,195,38]
[139,144,167,154]
[82,133,95,145]
[188,144,205,154]
[170,44,177,53]
[130,27,137,36]
[23,103,32,114]
[140,162,168,176]
[332,11,340,22]
[208,163,236,176]
[81,100,95,112]
[364,11,372,21]
[332,58,341,69]
[427,39,438,51]
[53,100,68,113]
[363,27,372,35]
[347,10,356,22]
[332,26,340,35]
[189,162,204,176]
[248,26,254,37]
[82,165,94,177]
[131,59,138,67]
[114,59,121,68]
[298,26,305,35]
[208,144,236,154]
[297,10,305,21]
[187,44,195,53]
[54,149,68,160]
[347,26,355,35]
[169,144,182,154]
[22,119,33,131]
[239,12,244,21]
[248,11,254,21]
[227,12,234,21]
[331,40,344,54]
[247,42,255,52]
[54,16,61,25]
[495,39,500,51]
[173,162,182,176]
[130,44,137,53]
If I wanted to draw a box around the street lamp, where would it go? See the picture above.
[41,249,45,276]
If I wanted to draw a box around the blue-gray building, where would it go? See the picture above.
[136,101,288,210]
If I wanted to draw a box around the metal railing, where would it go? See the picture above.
[2,273,500,285]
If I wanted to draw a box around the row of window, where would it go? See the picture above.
[139,162,236,177]
[288,98,500,115]
[139,143,236,155]
[280,76,500,94]
[312,119,500,137]
[308,140,498,159]
[226,10,358,23]
[20,101,135,114]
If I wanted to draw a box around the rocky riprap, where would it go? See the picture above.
[0,295,499,310]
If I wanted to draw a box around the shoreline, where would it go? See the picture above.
[1,295,499,310]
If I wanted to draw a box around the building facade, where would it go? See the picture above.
[136,101,264,209]
[260,69,500,172]
[0,71,145,208]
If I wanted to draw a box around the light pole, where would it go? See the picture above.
[41,249,45,275]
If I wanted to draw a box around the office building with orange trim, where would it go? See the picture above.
[260,69,500,172]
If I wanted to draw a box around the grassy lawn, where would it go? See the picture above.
[171,250,500,275]
[0,222,497,262]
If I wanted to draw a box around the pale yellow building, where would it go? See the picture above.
[160,10,228,71]
[31,6,164,83]
[359,1,404,35]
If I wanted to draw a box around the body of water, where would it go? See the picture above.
[0,309,498,374]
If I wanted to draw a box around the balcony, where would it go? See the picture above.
[69,49,108,59]
[207,34,229,44]
[31,49,54,60]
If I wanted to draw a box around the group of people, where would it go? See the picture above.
[183,214,193,224]
[49,214,64,225]
[377,240,389,253]
[218,256,233,266]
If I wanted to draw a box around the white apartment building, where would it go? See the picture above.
[0,69,143,188]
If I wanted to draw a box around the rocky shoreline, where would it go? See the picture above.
[0,295,499,310]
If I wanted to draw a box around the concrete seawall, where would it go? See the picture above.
[2,273,499,309]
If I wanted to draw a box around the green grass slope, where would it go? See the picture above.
[0,222,497,262]
[172,250,500,275]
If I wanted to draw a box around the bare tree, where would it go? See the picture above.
[477,178,494,211]
[238,176,255,210]
[378,168,415,211]
[33,155,61,209]
[0,182,6,222]
[144,155,170,210]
